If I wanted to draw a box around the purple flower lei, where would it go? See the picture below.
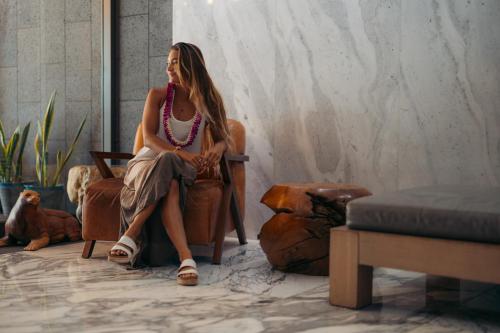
[163,82,202,148]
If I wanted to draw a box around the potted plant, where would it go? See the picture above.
[24,91,87,210]
[0,121,31,215]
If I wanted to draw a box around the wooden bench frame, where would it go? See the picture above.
[329,226,500,309]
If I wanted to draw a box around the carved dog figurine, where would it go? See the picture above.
[0,190,81,251]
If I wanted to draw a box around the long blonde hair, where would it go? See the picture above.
[170,42,231,147]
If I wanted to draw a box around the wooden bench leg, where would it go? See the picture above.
[82,240,96,259]
[426,275,460,292]
[425,275,461,304]
[330,228,373,309]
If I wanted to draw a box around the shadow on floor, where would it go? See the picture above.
[0,246,24,255]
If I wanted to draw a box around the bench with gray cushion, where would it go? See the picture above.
[329,185,500,309]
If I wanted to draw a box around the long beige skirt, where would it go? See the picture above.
[120,151,197,266]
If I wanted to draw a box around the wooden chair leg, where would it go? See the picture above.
[212,239,223,265]
[220,154,247,246]
[82,240,96,259]
[230,192,247,245]
[329,228,373,309]
[212,184,232,265]
[212,153,248,263]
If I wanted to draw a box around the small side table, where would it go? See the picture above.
[259,183,372,275]
[0,214,7,238]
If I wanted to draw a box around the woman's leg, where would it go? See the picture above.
[160,179,192,262]
[110,203,157,256]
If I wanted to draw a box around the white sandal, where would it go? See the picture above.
[108,235,139,264]
[177,258,198,286]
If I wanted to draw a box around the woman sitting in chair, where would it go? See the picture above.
[108,42,231,286]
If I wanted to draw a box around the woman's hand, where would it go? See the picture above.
[176,150,204,171]
[201,141,227,168]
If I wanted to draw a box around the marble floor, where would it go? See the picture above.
[0,239,499,333]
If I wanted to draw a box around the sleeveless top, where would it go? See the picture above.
[136,91,206,158]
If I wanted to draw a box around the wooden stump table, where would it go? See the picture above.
[259,183,371,276]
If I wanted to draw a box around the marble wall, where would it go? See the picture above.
[0,0,102,181]
[173,0,500,238]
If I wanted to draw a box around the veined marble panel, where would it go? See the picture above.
[174,0,277,238]
[399,0,500,188]
[173,0,500,239]
[274,0,400,192]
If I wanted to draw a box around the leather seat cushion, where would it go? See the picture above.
[82,177,224,245]
[347,185,500,244]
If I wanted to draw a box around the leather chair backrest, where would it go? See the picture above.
[132,119,245,155]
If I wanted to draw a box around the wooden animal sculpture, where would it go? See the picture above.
[0,190,81,251]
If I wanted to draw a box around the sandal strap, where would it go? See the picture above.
[179,258,197,270]
[117,235,138,253]
[177,268,198,277]
[110,243,132,258]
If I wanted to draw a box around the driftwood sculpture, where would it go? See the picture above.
[259,183,371,275]
[0,190,81,251]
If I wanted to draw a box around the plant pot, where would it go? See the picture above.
[0,183,25,215]
[23,184,65,210]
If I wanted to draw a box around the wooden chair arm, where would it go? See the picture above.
[89,151,135,179]
[225,154,249,162]
[219,153,249,182]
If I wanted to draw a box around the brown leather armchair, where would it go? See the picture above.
[81,119,248,264]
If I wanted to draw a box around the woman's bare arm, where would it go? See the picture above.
[142,88,175,153]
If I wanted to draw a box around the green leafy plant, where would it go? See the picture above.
[0,120,31,183]
[34,90,87,187]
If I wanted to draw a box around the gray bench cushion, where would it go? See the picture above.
[347,185,500,244]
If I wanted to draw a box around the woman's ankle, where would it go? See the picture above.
[123,230,139,242]
[179,251,193,262]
